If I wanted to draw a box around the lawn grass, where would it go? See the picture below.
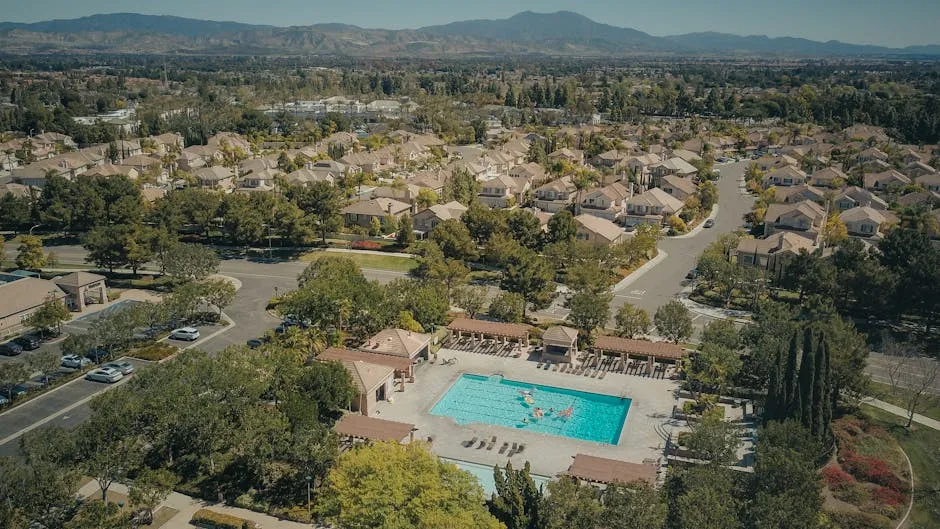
[299,251,417,273]
[866,380,940,423]
[861,405,940,529]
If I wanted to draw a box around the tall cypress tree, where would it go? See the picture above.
[812,336,827,438]
[783,331,800,417]
[798,328,816,431]
[818,337,832,442]
[765,347,783,423]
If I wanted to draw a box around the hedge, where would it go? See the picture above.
[190,509,258,529]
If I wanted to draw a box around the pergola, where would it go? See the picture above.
[447,318,531,345]
[567,454,657,486]
[334,414,415,444]
[591,335,687,373]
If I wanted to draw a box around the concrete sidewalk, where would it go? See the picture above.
[78,481,322,529]
[862,397,940,430]
[675,285,752,323]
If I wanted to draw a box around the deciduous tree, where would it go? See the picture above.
[654,301,693,343]
[615,303,651,338]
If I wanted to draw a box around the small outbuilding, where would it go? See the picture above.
[541,326,579,363]
[54,271,108,312]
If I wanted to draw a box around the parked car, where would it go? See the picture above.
[246,339,264,349]
[13,335,41,351]
[0,342,23,356]
[85,367,124,384]
[86,347,110,363]
[170,327,200,341]
[0,395,8,406]
[61,354,92,369]
[0,384,29,399]
[704,219,715,228]
[102,361,134,375]
[685,269,698,280]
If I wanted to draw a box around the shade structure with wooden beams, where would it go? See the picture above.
[567,454,657,486]
[334,414,415,444]
[319,347,414,387]
[591,335,687,374]
[447,318,531,344]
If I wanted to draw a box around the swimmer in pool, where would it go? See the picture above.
[522,418,529,424]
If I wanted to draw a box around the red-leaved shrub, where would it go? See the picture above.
[351,240,382,250]
[821,465,856,490]
[872,486,905,507]
[842,453,906,492]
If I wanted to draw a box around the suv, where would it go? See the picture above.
[14,335,41,351]
[170,327,200,341]
[0,342,23,356]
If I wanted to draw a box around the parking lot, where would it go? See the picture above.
[0,357,151,456]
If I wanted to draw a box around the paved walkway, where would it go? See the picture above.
[78,481,320,529]
[675,285,752,323]
[862,397,940,430]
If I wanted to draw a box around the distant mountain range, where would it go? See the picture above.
[1,11,938,57]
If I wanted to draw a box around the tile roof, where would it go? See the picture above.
[0,278,67,319]
[54,271,106,287]
[542,326,579,346]
[319,347,413,371]
[447,318,532,339]
[574,214,624,243]
[360,328,431,359]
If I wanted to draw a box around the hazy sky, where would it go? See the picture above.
[1,0,937,48]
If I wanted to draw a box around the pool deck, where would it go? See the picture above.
[371,347,682,479]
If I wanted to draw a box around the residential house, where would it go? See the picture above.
[592,150,629,168]
[842,125,889,143]
[140,186,167,203]
[905,162,936,179]
[534,176,577,213]
[809,167,847,188]
[83,163,139,180]
[285,168,333,187]
[834,187,888,211]
[478,175,530,209]
[901,148,927,165]
[112,140,143,160]
[548,148,585,165]
[148,133,184,154]
[754,154,798,172]
[510,162,546,182]
[774,185,827,204]
[412,201,468,234]
[734,231,817,280]
[659,175,698,202]
[410,170,447,196]
[579,182,630,222]
[574,214,628,246]
[840,207,898,238]
[193,166,236,192]
[621,153,663,182]
[33,132,75,149]
[897,190,940,208]
[207,132,253,156]
[121,154,163,177]
[864,169,911,192]
[649,157,698,186]
[762,165,808,187]
[763,200,826,236]
[238,167,279,192]
[670,149,702,164]
[623,188,685,226]
[917,172,940,193]
[857,147,889,164]
[341,198,411,228]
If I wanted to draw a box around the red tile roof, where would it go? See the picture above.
[334,414,415,443]
[593,336,686,360]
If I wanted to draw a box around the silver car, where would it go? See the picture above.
[102,361,135,375]
[61,354,92,369]
[85,367,124,384]
[170,327,200,341]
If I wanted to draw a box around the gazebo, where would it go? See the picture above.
[541,326,579,363]
[447,318,531,346]
[591,336,686,374]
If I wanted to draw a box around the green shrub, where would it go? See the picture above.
[190,509,258,529]
[107,291,123,302]
[131,343,178,361]
[831,482,868,505]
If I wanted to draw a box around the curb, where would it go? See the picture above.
[612,250,668,292]
[669,205,719,240]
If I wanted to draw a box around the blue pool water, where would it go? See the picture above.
[430,374,631,445]
[442,458,552,496]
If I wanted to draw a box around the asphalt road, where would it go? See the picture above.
[866,351,940,395]
[609,161,755,327]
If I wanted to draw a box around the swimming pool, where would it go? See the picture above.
[442,458,552,496]
[430,373,630,445]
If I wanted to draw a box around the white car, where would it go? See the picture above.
[61,354,92,369]
[102,361,135,375]
[170,327,200,341]
[85,367,124,383]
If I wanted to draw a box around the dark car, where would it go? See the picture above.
[247,339,264,349]
[0,383,29,399]
[86,347,110,364]
[14,335,41,351]
[704,219,715,228]
[0,342,23,356]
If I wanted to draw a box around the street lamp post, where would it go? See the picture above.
[305,475,312,514]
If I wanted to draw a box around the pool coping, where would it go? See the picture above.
[427,370,632,446]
